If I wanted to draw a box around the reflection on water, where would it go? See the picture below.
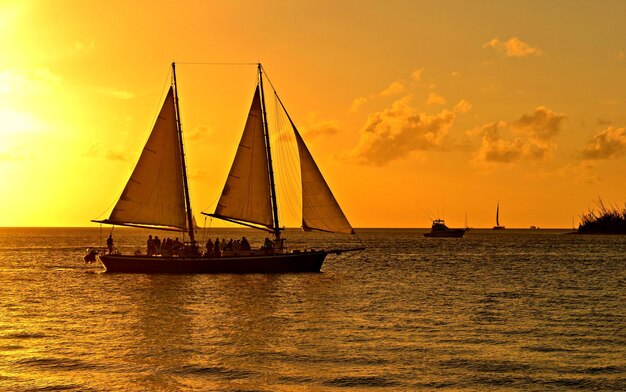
[0,228,624,391]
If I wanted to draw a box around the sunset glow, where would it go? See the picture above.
[1,1,625,228]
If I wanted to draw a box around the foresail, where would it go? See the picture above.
[293,126,354,234]
[214,86,273,228]
[107,88,187,229]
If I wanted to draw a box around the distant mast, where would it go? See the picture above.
[172,62,196,246]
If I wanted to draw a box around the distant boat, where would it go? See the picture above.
[424,219,467,237]
[493,201,506,230]
[92,62,363,273]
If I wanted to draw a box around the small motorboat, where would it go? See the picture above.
[424,219,467,238]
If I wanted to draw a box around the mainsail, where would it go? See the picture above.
[213,86,274,228]
[102,88,187,229]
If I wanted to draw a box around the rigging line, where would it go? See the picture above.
[274,109,300,223]
[175,62,258,66]
[260,72,302,209]
[200,195,221,216]
[259,65,279,95]
[356,234,365,248]
[275,100,301,191]
[200,215,208,245]
[276,101,303,222]
[273,93,302,210]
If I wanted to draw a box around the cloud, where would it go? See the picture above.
[303,121,339,141]
[186,125,212,141]
[600,98,618,106]
[472,122,524,163]
[380,81,405,96]
[411,68,424,82]
[426,92,447,106]
[188,169,209,180]
[483,37,542,58]
[0,67,62,95]
[471,106,565,165]
[454,100,472,114]
[96,87,134,100]
[558,162,601,184]
[83,141,129,162]
[0,109,41,133]
[610,51,625,61]
[0,150,24,162]
[74,38,95,52]
[579,127,626,160]
[511,106,565,139]
[345,96,457,166]
[350,96,367,113]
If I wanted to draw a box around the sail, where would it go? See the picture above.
[496,202,500,226]
[106,87,187,229]
[214,86,273,228]
[292,125,354,234]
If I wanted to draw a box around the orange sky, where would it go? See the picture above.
[1,0,625,228]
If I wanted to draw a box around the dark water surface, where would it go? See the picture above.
[0,228,624,391]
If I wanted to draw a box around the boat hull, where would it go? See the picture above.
[99,251,328,273]
[424,229,466,238]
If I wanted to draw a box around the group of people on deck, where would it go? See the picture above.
[203,236,275,258]
[106,234,276,258]
[147,235,183,256]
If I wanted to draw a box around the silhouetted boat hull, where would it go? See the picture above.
[424,228,466,238]
[99,251,329,273]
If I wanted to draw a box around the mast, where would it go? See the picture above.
[258,63,281,240]
[171,62,196,246]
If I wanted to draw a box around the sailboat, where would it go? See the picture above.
[92,63,362,273]
[492,201,505,230]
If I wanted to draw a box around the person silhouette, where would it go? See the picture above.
[106,234,114,254]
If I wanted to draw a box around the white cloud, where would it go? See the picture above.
[346,96,457,166]
[454,100,472,114]
[96,87,134,100]
[83,141,129,162]
[579,127,626,160]
[380,81,405,96]
[303,121,339,141]
[411,68,424,82]
[483,37,542,58]
[471,106,566,165]
[350,96,367,113]
[426,92,446,106]
[0,67,62,96]
[74,38,95,52]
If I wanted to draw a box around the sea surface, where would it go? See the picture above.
[0,227,624,391]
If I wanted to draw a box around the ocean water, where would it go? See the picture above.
[0,227,624,391]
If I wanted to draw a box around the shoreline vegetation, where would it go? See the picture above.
[578,200,626,234]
